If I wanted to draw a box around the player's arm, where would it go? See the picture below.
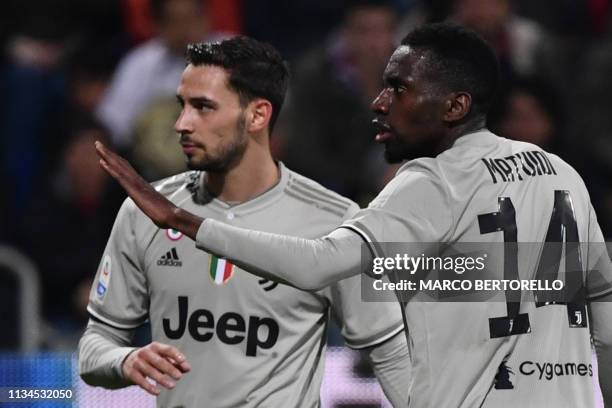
[362,331,410,408]
[81,193,191,394]
[586,214,612,406]
[94,141,365,290]
[589,294,612,407]
[78,318,137,389]
[329,270,410,407]
[585,204,612,407]
[79,319,191,395]
[95,142,449,290]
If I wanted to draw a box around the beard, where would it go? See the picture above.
[383,138,439,163]
[186,114,248,172]
[383,127,445,163]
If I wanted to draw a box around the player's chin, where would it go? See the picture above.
[185,156,206,171]
[383,143,411,164]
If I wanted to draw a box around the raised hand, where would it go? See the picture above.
[122,342,191,396]
[95,141,202,239]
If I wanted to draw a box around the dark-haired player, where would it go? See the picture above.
[79,36,409,407]
[96,24,612,407]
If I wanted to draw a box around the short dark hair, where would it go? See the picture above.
[401,23,500,117]
[186,36,290,131]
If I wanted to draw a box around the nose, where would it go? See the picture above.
[174,108,194,135]
[371,88,391,115]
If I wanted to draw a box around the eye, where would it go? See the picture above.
[193,102,214,112]
[392,84,406,95]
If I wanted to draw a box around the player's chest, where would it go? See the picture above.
[142,229,327,312]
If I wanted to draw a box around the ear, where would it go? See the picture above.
[246,99,273,133]
[443,92,472,123]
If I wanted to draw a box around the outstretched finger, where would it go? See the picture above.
[94,141,112,161]
[99,158,120,179]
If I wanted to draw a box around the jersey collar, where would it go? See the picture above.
[451,129,499,149]
[392,129,499,176]
[198,162,289,216]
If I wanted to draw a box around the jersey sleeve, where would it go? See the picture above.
[585,203,612,300]
[341,167,452,258]
[328,274,404,348]
[87,199,149,328]
[328,203,404,348]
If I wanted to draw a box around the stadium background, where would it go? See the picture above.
[0,0,611,406]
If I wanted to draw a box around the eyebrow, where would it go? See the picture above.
[176,94,219,108]
[384,75,407,88]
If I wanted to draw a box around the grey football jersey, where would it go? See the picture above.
[343,130,612,407]
[87,163,403,408]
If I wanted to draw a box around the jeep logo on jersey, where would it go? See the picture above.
[163,296,279,357]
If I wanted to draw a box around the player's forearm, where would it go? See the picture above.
[78,319,137,389]
[589,293,612,407]
[172,206,203,241]
[195,219,364,290]
[365,331,411,408]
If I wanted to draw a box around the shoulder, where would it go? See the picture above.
[507,139,584,180]
[546,152,591,196]
[151,171,200,199]
[119,171,199,224]
[284,167,359,219]
[374,158,448,205]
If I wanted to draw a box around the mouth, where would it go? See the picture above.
[372,118,393,143]
[180,142,199,155]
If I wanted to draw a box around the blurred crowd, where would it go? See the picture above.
[1,0,611,350]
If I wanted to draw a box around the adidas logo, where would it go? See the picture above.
[157,248,182,267]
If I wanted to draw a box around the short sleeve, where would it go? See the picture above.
[326,199,404,348]
[328,274,404,349]
[341,168,452,258]
[87,199,149,328]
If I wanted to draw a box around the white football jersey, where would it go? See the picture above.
[343,130,612,407]
[87,163,404,408]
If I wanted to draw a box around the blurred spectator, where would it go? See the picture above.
[131,97,186,180]
[122,0,242,45]
[0,0,124,225]
[515,0,611,38]
[279,0,399,203]
[0,30,66,220]
[572,26,612,239]
[575,27,612,170]
[489,77,565,156]
[244,0,347,61]
[65,46,117,114]
[15,115,124,347]
[96,0,215,149]
[450,0,551,80]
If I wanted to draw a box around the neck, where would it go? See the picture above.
[204,138,279,203]
[439,117,487,152]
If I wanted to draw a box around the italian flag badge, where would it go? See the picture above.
[209,255,234,285]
